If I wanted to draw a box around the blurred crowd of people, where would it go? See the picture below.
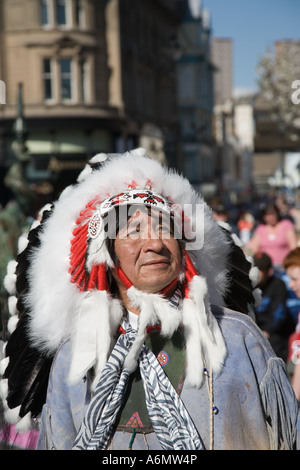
[212,194,300,402]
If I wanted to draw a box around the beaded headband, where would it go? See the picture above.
[87,189,175,240]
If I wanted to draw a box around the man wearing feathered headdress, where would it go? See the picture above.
[1,149,299,450]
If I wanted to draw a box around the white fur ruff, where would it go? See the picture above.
[122,280,227,387]
[182,276,227,387]
[69,291,124,390]
[124,286,182,373]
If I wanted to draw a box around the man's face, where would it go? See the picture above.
[263,211,278,226]
[113,207,182,294]
[286,265,300,298]
[257,269,269,286]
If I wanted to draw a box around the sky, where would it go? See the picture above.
[200,0,300,96]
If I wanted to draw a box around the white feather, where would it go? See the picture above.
[7,315,19,334]
[4,405,21,425]
[17,233,29,254]
[0,377,8,400]
[0,357,9,377]
[68,290,124,389]
[182,276,227,387]
[8,296,17,316]
[3,260,17,295]
[15,412,33,433]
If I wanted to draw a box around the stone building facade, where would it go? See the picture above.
[0,0,179,201]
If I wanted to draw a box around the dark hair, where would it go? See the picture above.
[213,204,227,216]
[260,203,281,223]
[253,252,272,272]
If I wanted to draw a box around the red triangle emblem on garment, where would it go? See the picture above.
[126,411,144,428]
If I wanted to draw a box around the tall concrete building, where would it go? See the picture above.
[211,38,233,106]
[211,37,255,194]
[0,0,179,204]
[175,0,216,192]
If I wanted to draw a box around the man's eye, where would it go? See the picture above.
[158,225,172,236]
[127,225,141,237]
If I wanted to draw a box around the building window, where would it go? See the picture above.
[56,0,67,26]
[80,59,90,102]
[40,0,85,28]
[60,58,72,100]
[43,56,91,104]
[178,65,196,101]
[40,0,52,26]
[75,0,85,28]
[43,58,54,100]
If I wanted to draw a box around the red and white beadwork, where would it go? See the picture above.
[99,189,174,218]
[87,210,102,239]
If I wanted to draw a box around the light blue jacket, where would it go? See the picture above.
[36,307,300,450]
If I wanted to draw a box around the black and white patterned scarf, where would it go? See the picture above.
[72,322,204,450]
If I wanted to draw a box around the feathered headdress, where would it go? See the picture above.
[0,148,254,432]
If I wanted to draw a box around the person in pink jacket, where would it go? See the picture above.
[246,203,298,268]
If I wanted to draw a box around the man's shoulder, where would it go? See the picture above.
[212,304,255,322]
[211,304,276,357]
[212,304,267,337]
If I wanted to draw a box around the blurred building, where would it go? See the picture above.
[212,37,254,199]
[175,0,216,195]
[0,0,180,201]
[253,40,300,193]
[211,38,232,106]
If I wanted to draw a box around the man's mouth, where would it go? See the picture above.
[143,259,169,266]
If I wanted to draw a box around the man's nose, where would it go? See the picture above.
[143,226,165,251]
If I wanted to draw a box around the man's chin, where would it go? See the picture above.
[140,279,178,296]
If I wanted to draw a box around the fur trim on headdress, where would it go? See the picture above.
[124,286,183,373]
[3,260,17,295]
[0,377,31,431]
[69,291,123,389]
[182,275,227,387]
